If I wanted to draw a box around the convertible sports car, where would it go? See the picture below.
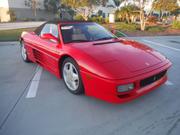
[20,21,171,103]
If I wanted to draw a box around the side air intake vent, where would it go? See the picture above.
[33,49,42,62]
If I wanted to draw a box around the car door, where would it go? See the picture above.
[32,23,61,76]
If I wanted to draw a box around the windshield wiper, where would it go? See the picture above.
[94,37,116,41]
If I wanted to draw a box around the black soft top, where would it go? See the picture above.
[34,20,94,35]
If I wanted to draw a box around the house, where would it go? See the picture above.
[0,0,54,22]
[93,0,154,18]
[92,0,116,18]
[0,0,118,22]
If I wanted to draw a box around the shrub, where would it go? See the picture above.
[74,14,84,21]
[172,20,180,29]
[38,18,46,21]
[104,17,109,24]
[147,16,158,24]
[21,18,28,21]
[113,22,138,32]
[146,26,165,32]
[88,16,105,24]
[20,18,32,21]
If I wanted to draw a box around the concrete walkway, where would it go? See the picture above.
[0,21,45,30]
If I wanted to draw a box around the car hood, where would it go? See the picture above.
[70,39,167,79]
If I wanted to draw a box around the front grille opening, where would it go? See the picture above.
[118,94,131,98]
[140,70,167,88]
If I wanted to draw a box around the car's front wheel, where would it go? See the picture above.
[20,41,30,62]
[62,58,84,95]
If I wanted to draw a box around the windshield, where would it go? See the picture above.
[60,23,115,44]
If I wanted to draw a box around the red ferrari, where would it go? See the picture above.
[20,21,171,103]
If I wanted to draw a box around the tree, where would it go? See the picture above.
[115,0,154,31]
[171,7,180,20]
[116,0,151,31]
[124,0,128,6]
[58,4,75,20]
[138,0,146,31]
[153,0,179,19]
[32,0,37,16]
[129,5,139,23]
[44,0,59,13]
[117,6,130,23]
[25,0,40,17]
[116,4,139,23]
[132,0,151,31]
[61,0,108,20]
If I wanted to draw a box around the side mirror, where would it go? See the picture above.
[111,29,116,34]
[41,33,59,43]
[111,29,126,37]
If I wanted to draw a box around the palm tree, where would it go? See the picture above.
[24,0,38,17]
[153,0,179,20]
[60,0,108,20]
[32,0,37,17]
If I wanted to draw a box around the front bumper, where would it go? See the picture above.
[80,60,171,103]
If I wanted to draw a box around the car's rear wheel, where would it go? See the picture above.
[62,58,84,95]
[21,41,30,62]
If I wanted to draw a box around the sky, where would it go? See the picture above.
[0,0,9,8]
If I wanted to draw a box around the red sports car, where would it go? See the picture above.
[20,21,171,103]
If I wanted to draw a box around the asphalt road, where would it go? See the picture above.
[0,36,180,135]
[0,22,45,30]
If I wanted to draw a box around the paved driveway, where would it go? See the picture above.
[0,36,180,135]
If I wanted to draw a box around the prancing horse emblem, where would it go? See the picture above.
[145,62,150,66]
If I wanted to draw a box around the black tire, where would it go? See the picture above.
[20,41,30,62]
[62,57,84,95]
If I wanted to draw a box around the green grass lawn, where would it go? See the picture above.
[0,28,35,41]
[0,22,179,41]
